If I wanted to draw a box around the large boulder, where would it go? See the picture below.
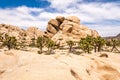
[47,24,58,34]
[56,16,65,23]
[65,16,80,24]
[48,19,60,27]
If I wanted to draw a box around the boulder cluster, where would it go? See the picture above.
[0,24,44,44]
[44,16,99,45]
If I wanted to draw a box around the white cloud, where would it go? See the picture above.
[0,6,46,30]
[0,1,120,37]
[78,3,120,21]
[59,2,120,23]
[87,24,120,37]
[48,0,82,10]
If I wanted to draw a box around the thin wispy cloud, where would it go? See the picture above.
[0,0,120,37]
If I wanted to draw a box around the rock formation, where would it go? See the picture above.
[0,16,99,46]
[0,24,25,41]
[0,24,44,44]
[44,16,99,46]
[26,27,44,43]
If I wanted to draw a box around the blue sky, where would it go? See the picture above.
[0,0,50,8]
[0,0,120,37]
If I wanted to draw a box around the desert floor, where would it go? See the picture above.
[0,48,120,80]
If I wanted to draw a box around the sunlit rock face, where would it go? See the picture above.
[44,16,99,45]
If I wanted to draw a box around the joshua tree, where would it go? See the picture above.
[36,36,45,53]
[118,40,120,46]
[0,33,3,41]
[3,34,17,50]
[66,40,74,52]
[46,38,55,53]
[92,38,97,52]
[19,37,26,49]
[30,27,36,47]
[0,33,3,48]
[78,35,93,53]
[94,36,105,52]
[29,38,36,47]
[111,39,120,53]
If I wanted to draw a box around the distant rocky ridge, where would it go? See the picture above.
[44,16,99,45]
[104,33,120,40]
[116,33,120,38]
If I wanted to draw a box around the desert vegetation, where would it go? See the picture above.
[106,39,120,53]
[0,34,17,50]
[66,40,74,52]
[0,16,119,54]
[0,32,120,54]
[78,36,93,53]
[36,36,46,53]
[45,38,55,54]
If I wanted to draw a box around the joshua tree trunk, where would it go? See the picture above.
[94,45,97,52]
[69,46,72,52]
[111,46,115,52]
[98,45,101,52]
[40,47,42,53]
[48,47,50,52]
[111,46,120,53]
[87,48,90,53]
[115,47,120,53]
[87,45,90,53]
[7,45,11,50]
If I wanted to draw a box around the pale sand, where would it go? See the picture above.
[0,49,120,80]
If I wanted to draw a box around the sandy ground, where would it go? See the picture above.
[0,49,120,80]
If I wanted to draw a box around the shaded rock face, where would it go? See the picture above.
[44,16,99,45]
[0,24,44,44]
